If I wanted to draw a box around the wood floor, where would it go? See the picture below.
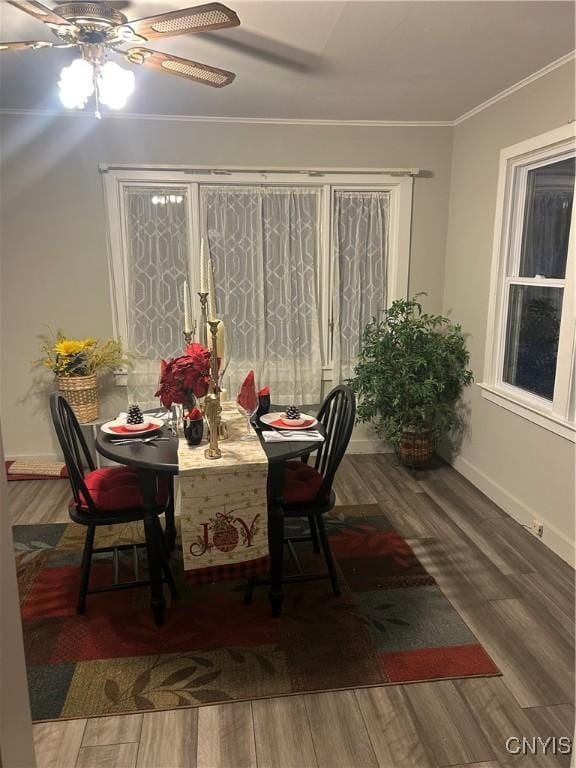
[9,455,575,768]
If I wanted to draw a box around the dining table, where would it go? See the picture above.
[96,408,325,621]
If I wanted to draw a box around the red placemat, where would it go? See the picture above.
[109,422,155,435]
[270,417,316,428]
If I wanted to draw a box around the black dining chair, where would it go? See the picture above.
[49,393,177,626]
[245,384,356,603]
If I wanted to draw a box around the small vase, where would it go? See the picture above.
[252,394,271,427]
[183,418,204,446]
[175,395,197,436]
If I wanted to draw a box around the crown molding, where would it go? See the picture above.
[453,50,575,125]
[0,109,452,127]
[0,50,573,127]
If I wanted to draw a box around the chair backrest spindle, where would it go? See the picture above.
[313,385,356,501]
[50,393,97,514]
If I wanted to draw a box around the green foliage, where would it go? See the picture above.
[349,295,473,444]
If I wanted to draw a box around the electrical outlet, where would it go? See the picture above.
[531,520,544,537]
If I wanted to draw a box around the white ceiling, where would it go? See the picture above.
[0,1,574,121]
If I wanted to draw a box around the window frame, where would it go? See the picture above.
[481,124,576,442]
[102,168,413,377]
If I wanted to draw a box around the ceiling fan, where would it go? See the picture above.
[1,1,240,114]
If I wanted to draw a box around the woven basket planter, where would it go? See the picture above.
[397,428,434,468]
[57,374,99,423]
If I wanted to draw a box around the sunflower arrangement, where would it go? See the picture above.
[36,330,128,377]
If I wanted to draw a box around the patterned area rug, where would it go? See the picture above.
[14,504,499,722]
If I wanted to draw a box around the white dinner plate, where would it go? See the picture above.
[259,412,318,430]
[101,416,164,436]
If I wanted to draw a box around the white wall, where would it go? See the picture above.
[441,61,575,565]
[0,115,453,460]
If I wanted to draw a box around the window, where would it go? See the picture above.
[482,125,576,441]
[103,169,413,404]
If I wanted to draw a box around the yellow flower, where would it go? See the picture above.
[54,339,85,356]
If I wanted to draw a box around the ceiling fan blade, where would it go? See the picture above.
[0,40,56,51]
[120,3,239,41]
[6,1,79,31]
[125,47,235,88]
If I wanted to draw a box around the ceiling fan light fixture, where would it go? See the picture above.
[58,57,134,111]
[97,61,135,109]
[4,1,240,113]
[58,57,93,108]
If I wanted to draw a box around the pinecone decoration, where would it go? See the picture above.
[285,405,301,420]
[127,403,144,425]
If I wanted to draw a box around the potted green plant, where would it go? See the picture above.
[349,295,473,467]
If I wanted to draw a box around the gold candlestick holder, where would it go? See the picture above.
[198,292,209,347]
[204,319,223,460]
[183,326,195,347]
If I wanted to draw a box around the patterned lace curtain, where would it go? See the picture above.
[124,187,190,406]
[332,191,390,383]
[201,186,322,403]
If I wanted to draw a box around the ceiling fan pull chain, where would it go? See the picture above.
[94,68,101,120]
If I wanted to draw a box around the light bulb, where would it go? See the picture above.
[97,61,135,110]
[58,58,94,110]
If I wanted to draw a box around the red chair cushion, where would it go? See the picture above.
[283,460,325,505]
[76,467,167,512]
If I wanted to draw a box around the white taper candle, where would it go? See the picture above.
[183,280,192,333]
[208,261,216,320]
[216,320,225,361]
[200,239,207,294]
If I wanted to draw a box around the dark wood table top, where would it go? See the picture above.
[96,425,180,474]
[95,412,325,474]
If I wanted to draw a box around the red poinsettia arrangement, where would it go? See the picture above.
[155,342,211,409]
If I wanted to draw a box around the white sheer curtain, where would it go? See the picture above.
[201,186,322,403]
[332,191,390,382]
[124,187,190,406]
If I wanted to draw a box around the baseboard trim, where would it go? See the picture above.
[6,453,62,463]
[6,453,117,468]
[450,454,575,567]
[348,438,393,454]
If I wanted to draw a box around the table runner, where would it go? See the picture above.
[178,402,270,583]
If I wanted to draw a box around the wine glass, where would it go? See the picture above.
[169,403,183,436]
[236,392,257,441]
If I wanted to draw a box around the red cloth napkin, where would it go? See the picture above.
[270,417,316,429]
[237,371,257,413]
[109,422,155,434]
[258,386,270,397]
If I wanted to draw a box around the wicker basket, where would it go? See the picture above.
[57,374,99,423]
[397,428,434,468]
